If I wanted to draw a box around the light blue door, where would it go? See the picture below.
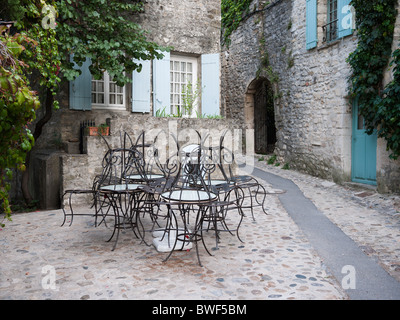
[351,100,377,185]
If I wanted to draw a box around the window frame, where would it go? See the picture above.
[325,0,338,42]
[91,72,126,110]
[169,54,199,117]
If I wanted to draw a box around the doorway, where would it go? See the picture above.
[351,99,377,185]
[253,79,276,154]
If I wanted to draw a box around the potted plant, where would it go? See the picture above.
[86,123,110,136]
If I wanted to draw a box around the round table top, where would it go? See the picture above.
[160,189,217,203]
[100,183,144,192]
[126,174,164,180]
[205,179,233,186]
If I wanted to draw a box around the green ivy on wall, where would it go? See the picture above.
[375,45,400,159]
[221,0,253,46]
[347,0,400,159]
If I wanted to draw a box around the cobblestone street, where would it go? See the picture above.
[1,160,399,300]
[253,159,400,285]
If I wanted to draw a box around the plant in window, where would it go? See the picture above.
[155,106,169,118]
[181,80,201,116]
[195,112,223,119]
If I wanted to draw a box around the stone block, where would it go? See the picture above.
[31,150,62,210]
[64,141,80,154]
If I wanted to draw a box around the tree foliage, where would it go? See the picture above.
[0,0,62,213]
[56,0,168,86]
[374,46,400,159]
[0,26,40,224]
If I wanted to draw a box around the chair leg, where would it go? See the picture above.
[162,206,179,263]
[60,191,69,227]
[247,186,256,221]
[60,191,76,227]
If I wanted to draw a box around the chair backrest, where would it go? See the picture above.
[99,147,145,187]
[141,130,182,192]
[191,129,234,184]
[120,130,169,182]
[218,129,236,181]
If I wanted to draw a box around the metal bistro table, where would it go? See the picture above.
[99,183,146,251]
[156,188,218,266]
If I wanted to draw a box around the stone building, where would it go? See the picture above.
[221,0,400,193]
[27,0,230,209]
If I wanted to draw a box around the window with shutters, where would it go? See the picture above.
[324,0,338,42]
[169,54,199,117]
[69,53,220,115]
[306,0,354,49]
[91,72,125,110]
[69,52,219,116]
[152,52,220,118]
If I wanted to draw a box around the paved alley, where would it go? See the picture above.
[1,160,399,300]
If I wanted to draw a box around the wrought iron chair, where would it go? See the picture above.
[218,130,268,220]
[198,144,245,248]
[135,131,182,244]
[96,147,149,250]
[122,130,168,184]
[61,174,110,227]
[61,134,115,228]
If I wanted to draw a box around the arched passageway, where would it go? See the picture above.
[245,78,276,154]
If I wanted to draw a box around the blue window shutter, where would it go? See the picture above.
[306,0,318,50]
[201,53,220,116]
[153,52,170,116]
[338,0,353,38]
[132,59,151,113]
[69,57,92,110]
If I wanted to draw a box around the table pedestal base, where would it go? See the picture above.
[152,229,193,252]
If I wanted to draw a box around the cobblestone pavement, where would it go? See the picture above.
[253,157,400,284]
[1,160,399,300]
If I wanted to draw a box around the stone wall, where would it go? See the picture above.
[136,0,221,54]
[222,0,353,181]
[282,0,356,182]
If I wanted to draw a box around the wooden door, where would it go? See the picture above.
[351,100,377,185]
[254,80,276,154]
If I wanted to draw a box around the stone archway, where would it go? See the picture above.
[245,78,276,154]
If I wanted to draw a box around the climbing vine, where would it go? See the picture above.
[0,26,40,223]
[221,0,253,46]
[1,0,62,211]
[347,0,400,159]
[374,45,400,160]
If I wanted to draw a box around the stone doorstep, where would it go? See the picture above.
[354,191,375,198]
[342,181,378,192]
